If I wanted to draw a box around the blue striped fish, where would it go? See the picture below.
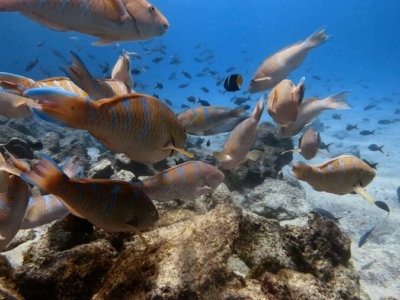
[23,88,193,164]
[135,161,224,201]
[248,27,329,93]
[213,98,264,169]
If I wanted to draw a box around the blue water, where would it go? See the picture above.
[0,0,399,115]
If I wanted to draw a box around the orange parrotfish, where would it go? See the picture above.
[20,154,159,240]
[63,51,131,100]
[135,161,225,201]
[177,106,248,136]
[0,0,169,45]
[23,88,193,164]
[213,98,264,169]
[248,27,329,93]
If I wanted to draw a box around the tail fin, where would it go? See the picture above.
[20,153,67,192]
[305,27,330,49]
[323,91,352,110]
[0,72,35,95]
[378,145,384,153]
[62,157,83,178]
[324,143,333,153]
[3,148,31,172]
[251,98,265,122]
[23,87,93,129]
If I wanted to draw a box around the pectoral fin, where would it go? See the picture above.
[247,150,262,162]
[127,225,148,247]
[353,184,374,205]
[195,185,212,198]
[213,152,231,162]
[163,145,194,158]
[252,76,271,82]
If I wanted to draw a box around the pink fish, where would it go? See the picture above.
[136,161,225,201]
[23,88,192,164]
[111,50,134,90]
[0,90,34,118]
[213,98,264,169]
[20,154,158,238]
[0,0,169,45]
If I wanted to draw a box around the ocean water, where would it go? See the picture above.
[0,0,399,298]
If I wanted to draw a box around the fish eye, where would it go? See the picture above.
[150,211,156,216]
[149,6,155,13]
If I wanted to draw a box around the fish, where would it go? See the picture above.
[368,144,384,153]
[111,51,134,90]
[233,95,252,105]
[360,130,375,136]
[362,159,378,170]
[187,96,196,103]
[363,103,377,111]
[278,91,351,137]
[281,127,324,160]
[130,69,141,75]
[25,57,39,72]
[152,56,163,63]
[377,119,394,125]
[289,155,383,210]
[206,140,210,147]
[313,208,341,223]
[332,113,341,120]
[63,51,130,100]
[318,141,333,153]
[200,87,209,93]
[374,201,390,216]
[35,40,45,47]
[155,82,163,89]
[226,66,237,72]
[180,104,189,109]
[358,226,375,248]
[0,90,34,118]
[346,124,358,131]
[52,49,69,64]
[39,66,51,77]
[181,70,192,79]
[267,77,305,127]
[177,106,248,136]
[164,99,172,106]
[248,27,329,93]
[224,74,243,92]
[134,161,224,201]
[213,98,264,169]
[20,154,159,243]
[23,88,193,164]
[0,0,169,45]
[312,75,322,81]
[20,157,83,229]
[178,82,189,89]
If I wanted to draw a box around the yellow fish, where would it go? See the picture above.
[24,88,193,164]
[0,0,169,45]
[289,155,389,213]
[63,51,131,100]
[248,27,329,93]
[278,91,351,137]
[267,77,305,127]
[213,98,264,169]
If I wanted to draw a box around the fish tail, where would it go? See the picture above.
[61,157,83,178]
[23,87,94,128]
[324,91,351,110]
[20,153,67,193]
[304,27,330,49]
[378,145,384,153]
[251,98,265,122]
[289,161,312,180]
[324,143,333,153]
[0,72,36,94]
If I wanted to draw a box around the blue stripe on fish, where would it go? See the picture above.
[141,96,151,140]
[204,107,210,125]
[91,182,99,190]
[162,173,168,179]
[75,182,84,199]
[160,101,167,139]
[80,0,90,13]
[31,107,67,127]
[44,195,55,214]
[85,98,98,121]
[177,166,186,184]
[194,161,201,170]
[122,99,133,133]
[110,106,119,131]
[105,185,120,216]
[0,199,9,212]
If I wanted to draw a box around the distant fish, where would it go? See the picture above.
[155,81,163,89]
[226,66,237,72]
[35,40,46,47]
[374,201,390,216]
[181,70,192,79]
[233,95,252,105]
[346,124,358,131]
[360,130,375,136]
[200,87,209,93]
[198,99,211,106]
[134,161,224,201]
[23,88,193,164]
[248,27,329,93]
[377,119,394,125]
[213,98,264,169]
[363,103,377,111]
[362,159,378,170]
[178,82,189,89]
[368,144,384,153]
[318,141,333,153]
[281,127,324,160]
[267,77,305,127]
[313,208,341,223]
[224,74,243,92]
[312,75,322,81]
[358,226,375,248]
[186,96,196,103]
[332,113,341,120]
[206,140,211,147]
[20,154,159,244]
[25,57,39,72]
[152,56,163,64]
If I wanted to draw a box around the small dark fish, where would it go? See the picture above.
[243,105,251,110]
[374,201,390,215]
[361,260,376,271]
[165,99,172,106]
[363,103,377,111]
[360,130,375,136]
[312,75,322,81]
[358,226,375,248]
[196,73,206,77]
[226,66,237,72]
[216,78,225,86]
[397,186,400,203]
[206,140,211,147]
[200,87,209,93]
[318,141,333,153]
[395,109,400,114]
[332,114,341,120]
[362,159,378,170]
[194,44,202,49]
[39,66,51,77]
[178,82,189,89]
[130,69,141,75]
[35,40,46,47]
[155,82,163,89]
[51,48,65,59]
[181,70,192,79]
[99,62,110,74]
[87,54,96,60]
[368,144,384,153]
[195,138,204,148]
[25,57,39,72]
[181,104,189,109]
[152,56,163,63]
[361,84,370,89]
[305,68,313,73]
[198,99,210,106]
[224,74,243,92]
[313,208,341,223]
[362,118,370,122]
[152,93,159,99]
[346,124,358,131]
[187,96,196,103]
[377,119,394,125]
[174,158,186,166]
[168,71,177,80]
